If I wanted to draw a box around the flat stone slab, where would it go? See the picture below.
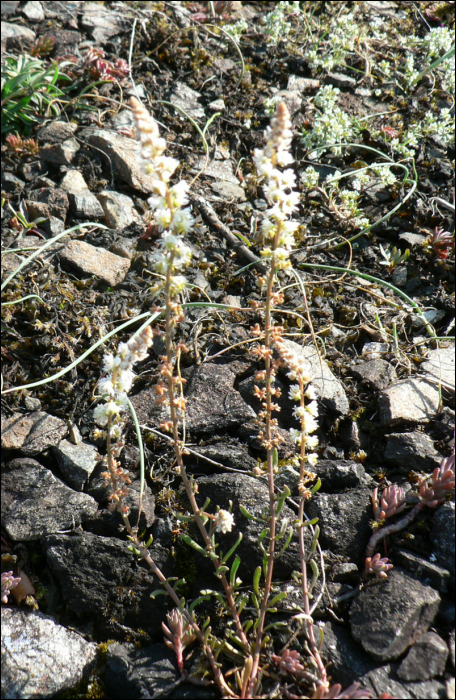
[60,239,130,286]
[378,377,440,426]
[52,439,99,491]
[84,129,158,194]
[2,457,98,540]
[384,432,442,472]
[350,359,397,391]
[397,631,448,681]
[2,411,68,455]
[421,343,455,393]
[350,568,440,662]
[2,607,97,700]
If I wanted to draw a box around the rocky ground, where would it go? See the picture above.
[1,2,455,699]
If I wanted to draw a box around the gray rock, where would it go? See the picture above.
[429,501,455,590]
[37,121,78,144]
[190,440,257,474]
[109,237,137,260]
[378,378,441,426]
[59,239,130,286]
[392,265,407,287]
[384,432,443,472]
[84,129,157,193]
[52,27,82,55]
[397,631,448,681]
[315,459,372,492]
[97,190,140,229]
[83,478,155,536]
[350,359,397,391]
[1,171,25,193]
[320,621,378,689]
[45,216,66,236]
[208,98,225,111]
[421,343,455,393]
[399,232,427,247]
[210,179,246,201]
[1,20,35,51]
[307,485,373,561]
[23,396,41,411]
[411,308,447,329]
[325,72,357,89]
[193,156,241,185]
[105,643,180,700]
[2,457,98,540]
[80,1,129,42]
[360,662,446,700]
[278,339,350,414]
[350,568,440,661]
[2,410,68,455]
[21,0,45,21]
[68,190,105,218]
[131,363,256,434]
[394,549,450,593]
[39,138,80,165]
[362,341,389,358]
[169,81,205,120]
[60,168,90,193]
[449,630,455,669]
[52,439,99,491]
[26,187,69,222]
[1,607,97,699]
[43,530,168,639]
[1,2,20,17]
[185,363,257,433]
[287,75,320,92]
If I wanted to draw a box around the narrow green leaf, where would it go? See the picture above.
[267,592,287,608]
[253,566,261,596]
[275,485,290,518]
[221,533,243,565]
[230,555,241,587]
[258,528,269,542]
[189,595,212,612]
[239,504,260,521]
[179,534,206,555]
[310,478,321,496]
[310,525,320,555]
[242,619,253,634]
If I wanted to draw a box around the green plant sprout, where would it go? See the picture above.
[1,54,74,135]
[378,244,410,271]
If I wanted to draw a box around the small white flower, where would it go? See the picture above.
[305,401,319,417]
[303,413,318,434]
[289,428,302,446]
[307,453,318,466]
[289,384,301,401]
[293,405,306,419]
[93,404,109,426]
[116,369,136,393]
[105,400,123,417]
[305,385,317,400]
[306,435,319,450]
[215,509,235,534]
[170,275,188,294]
[98,377,115,397]
[102,353,116,372]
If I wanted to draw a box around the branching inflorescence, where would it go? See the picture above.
[247,102,329,695]
[92,99,374,698]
